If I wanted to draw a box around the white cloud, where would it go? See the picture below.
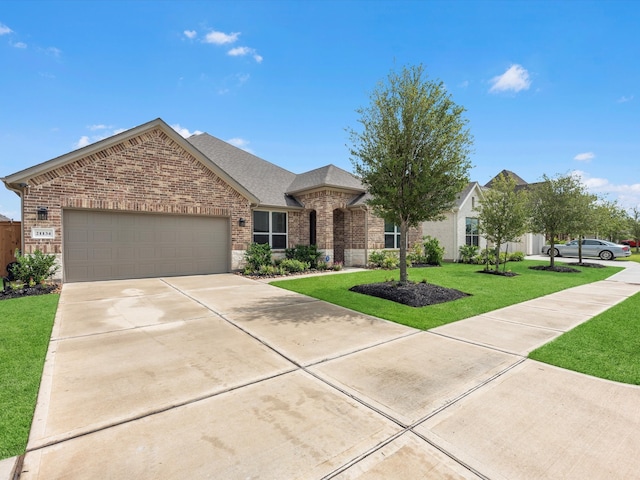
[12,41,27,49]
[184,30,197,39]
[74,136,91,149]
[617,95,634,103]
[572,170,640,209]
[0,23,12,35]
[227,137,253,153]
[228,46,262,63]
[574,152,595,162]
[204,30,239,45]
[489,64,531,93]
[72,125,127,149]
[459,80,469,88]
[45,46,61,57]
[171,124,203,138]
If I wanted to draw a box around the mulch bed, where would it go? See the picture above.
[0,283,61,301]
[528,265,581,273]
[476,269,519,277]
[567,262,606,268]
[350,281,469,307]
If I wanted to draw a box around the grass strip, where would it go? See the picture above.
[271,260,621,330]
[0,294,59,459]
[529,291,640,385]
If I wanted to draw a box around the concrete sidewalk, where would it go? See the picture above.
[7,260,640,479]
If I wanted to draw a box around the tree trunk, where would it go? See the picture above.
[494,242,501,272]
[549,237,555,268]
[399,220,408,284]
[578,235,583,263]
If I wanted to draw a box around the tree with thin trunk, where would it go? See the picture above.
[571,191,597,264]
[528,173,591,268]
[476,173,528,272]
[628,207,640,253]
[348,64,473,283]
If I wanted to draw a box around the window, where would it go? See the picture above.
[465,218,479,246]
[253,211,287,249]
[384,220,401,249]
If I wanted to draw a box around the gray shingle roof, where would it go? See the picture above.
[484,170,528,188]
[286,164,365,195]
[188,133,301,208]
[0,213,11,222]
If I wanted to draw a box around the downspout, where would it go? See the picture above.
[453,209,458,262]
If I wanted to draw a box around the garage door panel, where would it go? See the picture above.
[64,210,229,282]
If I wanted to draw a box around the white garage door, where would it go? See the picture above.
[63,210,229,282]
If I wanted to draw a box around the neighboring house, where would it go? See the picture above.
[422,182,488,261]
[422,170,546,261]
[1,118,422,283]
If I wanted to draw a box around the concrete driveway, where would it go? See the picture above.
[11,264,640,479]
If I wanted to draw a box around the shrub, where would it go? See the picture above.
[458,244,478,264]
[422,236,444,266]
[407,243,424,265]
[244,243,272,273]
[316,262,328,271]
[368,250,387,268]
[332,261,343,271]
[10,249,59,285]
[509,251,525,262]
[280,258,309,273]
[285,244,323,268]
[382,254,399,269]
[258,264,279,276]
[368,250,400,269]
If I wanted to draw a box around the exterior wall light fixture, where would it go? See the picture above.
[37,206,48,221]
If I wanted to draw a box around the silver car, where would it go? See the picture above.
[541,239,631,260]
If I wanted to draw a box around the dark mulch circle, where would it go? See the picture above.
[568,262,606,268]
[0,283,60,301]
[528,265,581,273]
[476,269,519,277]
[349,281,470,307]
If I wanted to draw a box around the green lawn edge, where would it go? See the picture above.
[0,294,59,459]
[529,291,640,385]
[271,260,622,330]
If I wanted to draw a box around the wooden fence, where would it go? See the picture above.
[1,221,21,277]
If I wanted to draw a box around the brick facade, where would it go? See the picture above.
[10,120,425,279]
[20,128,253,275]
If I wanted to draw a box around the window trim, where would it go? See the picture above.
[253,210,288,249]
[384,221,402,249]
[465,217,479,247]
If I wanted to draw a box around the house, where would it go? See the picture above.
[422,182,488,261]
[2,118,422,283]
[421,170,546,261]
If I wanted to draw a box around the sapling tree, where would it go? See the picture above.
[348,64,473,283]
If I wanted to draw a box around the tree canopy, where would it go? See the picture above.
[528,173,591,267]
[476,172,528,271]
[348,64,473,282]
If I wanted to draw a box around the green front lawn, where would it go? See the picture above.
[272,260,621,330]
[0,295,59,459]
[530,292,640,384]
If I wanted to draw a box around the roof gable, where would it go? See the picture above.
[455,181,484,210]
[0,213,12,222]
[2,118,259,204]
[484,170,528,188]
[287,164,365,195]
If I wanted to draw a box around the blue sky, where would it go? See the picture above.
[1,0,639,220]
